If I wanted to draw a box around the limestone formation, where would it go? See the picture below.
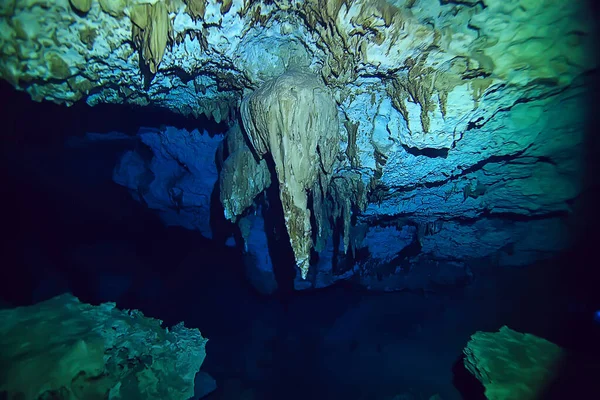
[219,123,271,222]
[133,1,170,74]
[241,71,340,278]
[99,0,127,18]
[329,171,370,256]
[463,326,564,400]
[184,0,207,20]
[113,126,224,238]
[1,0,596,289]
[0,294,208,400]
[70,0,93,14]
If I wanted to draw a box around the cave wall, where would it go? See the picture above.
[113,125,223,237]
[1,0,598,291]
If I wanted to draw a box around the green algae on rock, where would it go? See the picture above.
[464,325,564,400]
[0,294,208,400]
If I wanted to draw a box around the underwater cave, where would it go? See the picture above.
[1,1,600,399]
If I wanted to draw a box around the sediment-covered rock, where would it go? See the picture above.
[0,294,208,400]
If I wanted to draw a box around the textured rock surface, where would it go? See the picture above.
[1,0,597,289]
[219,123,271,222]
[1,0,592,118]
[293,237,354,291]
[463,326,564,400]
[0,293,207,400]
[241,70,340,278]
[113,126,223,238]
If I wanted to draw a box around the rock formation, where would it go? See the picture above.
[240,70,340,278]
[219,122,271,222]
[1,0,597,289]
[113,126,223,238]
[0,294,208,400]
[463,326,564,400]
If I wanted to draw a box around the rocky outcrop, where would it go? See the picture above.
[113,126,223,238]
[0,294,208,400]
[463,326,564,400]
[2,0,597,289]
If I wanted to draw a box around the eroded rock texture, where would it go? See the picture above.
[219,122,271,222]
[1,0,597,288]
[0,294,208,400]
[113,126,223,237]
[463,326,564,400]
[241,71,340,278]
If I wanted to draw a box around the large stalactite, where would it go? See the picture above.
[240,71,340,279]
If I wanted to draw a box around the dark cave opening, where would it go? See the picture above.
[1,80,228,147]
[1,79,600,400]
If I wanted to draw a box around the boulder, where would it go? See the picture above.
[0,294,208,400]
